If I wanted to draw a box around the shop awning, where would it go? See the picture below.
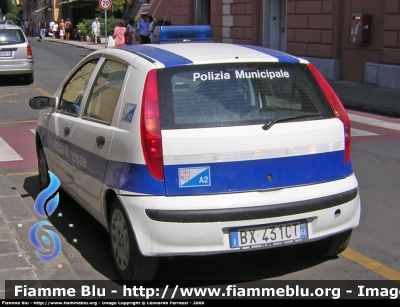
[58,0,96,5]
[57,0,76,5]
[33,6,49,14]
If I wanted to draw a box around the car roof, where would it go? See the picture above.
[114,43,309,68]
[0,24,22,30]
[0,20,16,25]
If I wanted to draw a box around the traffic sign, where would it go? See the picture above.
[99,0,112,10]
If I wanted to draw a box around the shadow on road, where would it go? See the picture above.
[23,175,332,286]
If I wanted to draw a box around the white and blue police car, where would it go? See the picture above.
[29,26,361,281]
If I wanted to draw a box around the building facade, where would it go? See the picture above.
[22,0,99,34]
[140,0,400,91]
[21,0,400,91]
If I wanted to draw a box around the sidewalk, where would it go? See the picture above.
[329,80,400,118]
[43,37,400,118]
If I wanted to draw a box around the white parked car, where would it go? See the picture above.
[29,26,361,281]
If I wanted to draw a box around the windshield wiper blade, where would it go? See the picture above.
[262,113,322,131]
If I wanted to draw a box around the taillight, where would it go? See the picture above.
[307,63,351,163]
[140,69,164,180]
[27,45,33,60]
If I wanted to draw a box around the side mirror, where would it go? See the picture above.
[29,96,56,109]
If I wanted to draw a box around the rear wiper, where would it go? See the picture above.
[262,113,323,131]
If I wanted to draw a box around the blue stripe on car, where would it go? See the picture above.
[163,151,353,195]
[239,45,300,63]
[41,127,352,195]
[121,45,194,67]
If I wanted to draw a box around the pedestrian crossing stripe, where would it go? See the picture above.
[349,114,400,132]
[0,137,23,162]
[351,128,378,136]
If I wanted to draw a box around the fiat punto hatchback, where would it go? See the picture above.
[0,24,34,84]
[29,26,361,281]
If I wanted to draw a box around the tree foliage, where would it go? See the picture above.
[1,0,20,23]
[77,17,120,39]
[111,0,126,14]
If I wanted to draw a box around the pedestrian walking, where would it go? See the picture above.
[91,16,100,45]
[65,18,72,41]
[29,19,35,37]
[59,19,65,40]
[38,18,47,42]
[51,21,58,40]
[114,19,126,47]
[49,20,55,39]
[136,12,151,44]
[24,19,29,36]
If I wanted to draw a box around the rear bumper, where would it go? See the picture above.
[0,61,34,75]
[118,174,361,257]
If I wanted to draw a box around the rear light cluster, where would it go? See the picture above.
[307,63,351,163]
[140,69,164,180]
[27,45,33,60]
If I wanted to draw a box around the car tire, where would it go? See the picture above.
[24,73,34,85]
[109,199,158,281]
[38,147,50,190]
[307,229,353,258]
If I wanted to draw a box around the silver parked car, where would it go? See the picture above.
[0,20,17,26]
[0,24,34,84]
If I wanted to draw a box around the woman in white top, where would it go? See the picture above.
[148,16,155,43]
[126,20,137,45]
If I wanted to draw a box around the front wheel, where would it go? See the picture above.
[109,199,158,281]
[307,229,353,258]
[38,147,50,190]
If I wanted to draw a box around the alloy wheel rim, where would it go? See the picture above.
[110,208,130,271]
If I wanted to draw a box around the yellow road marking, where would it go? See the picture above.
[35,87,53,97]
[6,171,38,177]
[342,248,400,282]
[0,93,20,99]
[0,119,37,126]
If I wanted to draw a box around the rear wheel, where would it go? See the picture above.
[307,229,353,258]
[109,199,158,281]
[24,73,34,85]
[38,147,50,190]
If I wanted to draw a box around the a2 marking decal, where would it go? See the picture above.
[179,167,211,188]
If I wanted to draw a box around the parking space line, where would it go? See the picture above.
[5,171,38,177]
[342,248,400,282]
[34,87,53,97]
[0,120,37,126]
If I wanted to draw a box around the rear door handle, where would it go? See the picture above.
[64,127,70,137]
[96,136,105,148]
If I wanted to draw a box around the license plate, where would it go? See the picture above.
[229,220,308,249]
[0,51,12,57]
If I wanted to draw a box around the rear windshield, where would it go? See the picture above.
[0,28,26,45]
[157,63,335,129]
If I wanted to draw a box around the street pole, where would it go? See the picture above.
[105,10,107,46]
[53,0,56,22]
